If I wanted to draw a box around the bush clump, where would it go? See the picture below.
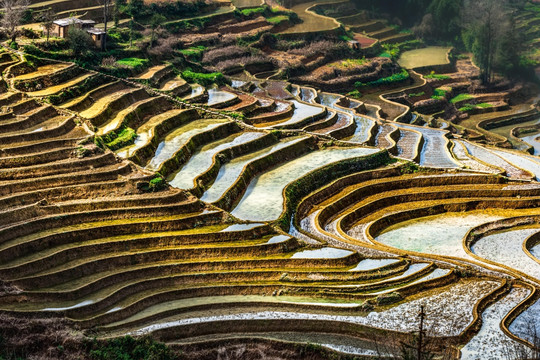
[149,176,166,192]
[105,127,137,151]
[88,335,174,360]
[181,70,227,86]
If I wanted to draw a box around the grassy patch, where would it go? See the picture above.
[88,335,174,360]
[105,127,137,151]
[180,46,206,61]
[477,102,493,108]
[409,91,425,97]
[240,6,266,16]
[116,57,149,69]
[329,58,367,69]
[432,88,447,98]
[450,93,474,104]
[266,15,288,25]
[459,105,475,112]
[355,68,409,88]
[424,73,450,80]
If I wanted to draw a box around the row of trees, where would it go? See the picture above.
[353,0,530,84]
[418,0,524,84]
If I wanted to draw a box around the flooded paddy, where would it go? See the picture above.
[398,47,451,69]
[200,137,306,203]
[318,92,341,107]
[396,128,422,160]
[452,140,498,173]
[230,147,379,221]
[509,297,540,345]
[492,148,540,180]
[129,280,498,337]
[520,132,540,155]
[345,116,375,144]
[264,100,324,128]
[461,287,531,360]
[369,267,451,295]
[312,113,352,135]
[488,117,540,152]
[168,132,264,189]
[145,118,230,171]
[375,211,506,261]
[281,0,341,34]
[183,84,205,100]
[349,258,400,271]
[318,96,376,142]
[207,88,236,107]
[299,87,317,104]
[116,109,188,158]
[291,247,353,259]
[398,124,458,168]
[459,140,530,179]
[471,227,540,279]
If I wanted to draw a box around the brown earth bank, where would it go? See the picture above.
[0,313,387,360]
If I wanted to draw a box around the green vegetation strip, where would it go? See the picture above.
[451,93,474,104]
[354,69,409,89]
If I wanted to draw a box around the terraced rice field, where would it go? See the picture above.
[398,47,451,69]
[5,44,540,358]
[281,0,342,34]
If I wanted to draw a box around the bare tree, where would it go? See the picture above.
[462,0,508,84]
[0,0,30,43]
[39,8,55,44]
[97,0,113,51]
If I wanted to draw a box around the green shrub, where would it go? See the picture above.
[88,336,173,360]
[400,161,420,174]
[432,88,447,98]
[76,146,92,158]
[347,89,362,98]
[149,176,166,192]
[408,91,425,97]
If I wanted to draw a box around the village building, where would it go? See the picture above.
[44,17,106,48]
